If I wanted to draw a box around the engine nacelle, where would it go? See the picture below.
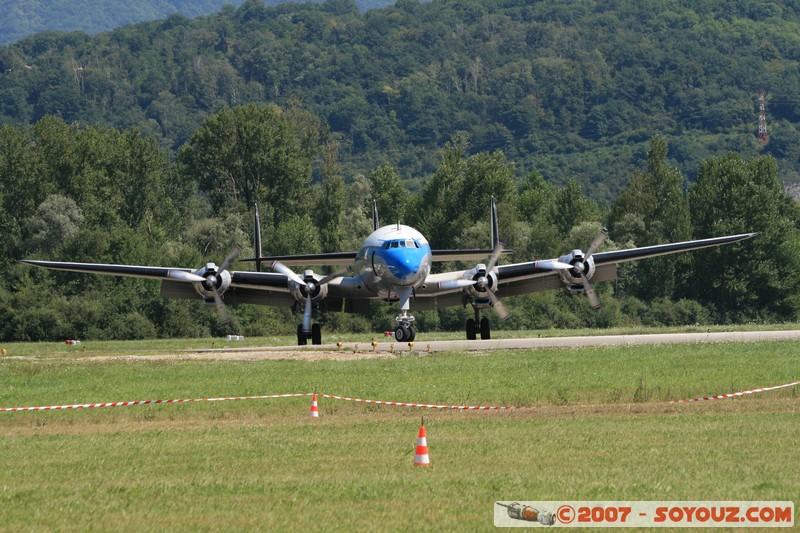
[289,270,329,304]
[191,262,232,299]
[558,249,596,288]
[464,263,499,304]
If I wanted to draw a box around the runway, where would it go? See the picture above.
[195,329,800,355]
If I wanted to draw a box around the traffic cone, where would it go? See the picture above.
[309,393,319,418]
[413,421,430,467]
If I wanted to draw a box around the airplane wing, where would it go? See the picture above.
[410,233,759,309]
[497,232,759,296]
[17,259,297,307]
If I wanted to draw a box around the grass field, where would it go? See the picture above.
[0,335,798,531]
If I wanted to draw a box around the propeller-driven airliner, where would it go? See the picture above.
[20,199,756,345]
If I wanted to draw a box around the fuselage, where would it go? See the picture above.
[354,224,432,298]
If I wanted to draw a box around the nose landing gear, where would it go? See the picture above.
[393,287,417,342]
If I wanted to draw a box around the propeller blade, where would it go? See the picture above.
[580,275,601,309]
[167,269,207,283]
[534,259,574,270]
[316,268,350,287]
[302,294,313,333]
[219,244,242,272]
[437,279,477,290]
[585,228,609,259]
[270,260,305,286]
[485,241,505,272]
[211,289,231,324]
[487,290,511,321]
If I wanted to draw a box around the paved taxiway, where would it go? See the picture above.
[195,329,800,354]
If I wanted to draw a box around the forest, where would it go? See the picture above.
[2,0,800,341]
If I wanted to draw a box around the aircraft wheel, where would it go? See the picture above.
[408,326,416,342]
[311,323,322,345]
[395,325,409,342]
[480,317,491,340]
[297,324,308,346]
[466,318,477,340]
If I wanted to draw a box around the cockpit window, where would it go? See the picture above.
[383,239,421,249]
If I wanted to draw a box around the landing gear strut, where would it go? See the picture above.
[466,308,490,340]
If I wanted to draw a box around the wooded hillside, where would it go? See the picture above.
[2,0,800,197]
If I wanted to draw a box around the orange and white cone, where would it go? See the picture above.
[413,423,430,466]
[309,393,319,418]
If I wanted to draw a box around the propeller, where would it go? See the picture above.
[474,242,575,320]
[570,228,608,309]
[205,245,241,323]
[475,242,511,320]
[271,261,349,333]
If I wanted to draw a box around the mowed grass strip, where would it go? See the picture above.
[0,340,798,531]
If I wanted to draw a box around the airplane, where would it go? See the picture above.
[19,199,757,345]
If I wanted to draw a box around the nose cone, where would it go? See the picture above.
[382,248,430,285]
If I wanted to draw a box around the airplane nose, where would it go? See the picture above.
[384,249,428,283]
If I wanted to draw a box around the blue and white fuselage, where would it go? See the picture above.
[355,224,432,298]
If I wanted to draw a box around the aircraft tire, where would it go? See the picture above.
[408,326,416,342]
[311,323,322,345]
[466,318,477,340]
[297,324,308,346]
[395,325,410,342]
[480,317,490,340]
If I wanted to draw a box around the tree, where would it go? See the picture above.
[315,140,346,253]
[178,103,318,224]
[25,194,84,255]
[417,134,516,248]
[610,135,692,299]
[688,153,800,321]
[368,164,407,225]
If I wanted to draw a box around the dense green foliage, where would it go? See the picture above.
[2,0,800,196]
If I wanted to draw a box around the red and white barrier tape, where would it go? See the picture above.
[1,380,797,412]
[319,393,523,410]
[669,380,800,403]
[0,393,308,412]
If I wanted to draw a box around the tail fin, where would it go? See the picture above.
[254,204,263,272]
[490,196,499,249]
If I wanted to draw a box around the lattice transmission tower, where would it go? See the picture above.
[758,89,769,143]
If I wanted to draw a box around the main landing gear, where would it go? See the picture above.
[466,309,491,340]
[297,323,322,345]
